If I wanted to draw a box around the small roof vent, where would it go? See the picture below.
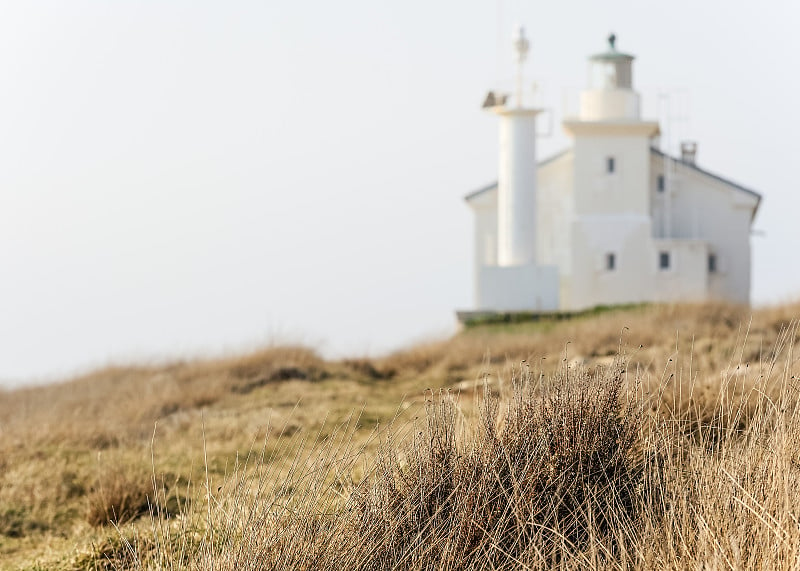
[680,141,698,165]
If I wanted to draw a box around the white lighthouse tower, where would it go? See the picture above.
[468,27,560,313]
[492,26,541,266]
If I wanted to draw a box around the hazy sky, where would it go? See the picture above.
[1,1,798,385]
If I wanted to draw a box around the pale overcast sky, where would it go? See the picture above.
[1,1,798,385]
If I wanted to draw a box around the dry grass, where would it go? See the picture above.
[1,301,800,569]
[146,364,645,570]
[131,321,800,569]
[85,462,153,527]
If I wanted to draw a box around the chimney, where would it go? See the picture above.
[680,141,697,165]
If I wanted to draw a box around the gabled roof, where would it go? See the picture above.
[464,147,762,219]
[650,147,761,200]
[464,181,498,202]
[464,149,571,202]
[650,147,762,218]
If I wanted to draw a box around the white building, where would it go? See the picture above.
[463,32,761,316]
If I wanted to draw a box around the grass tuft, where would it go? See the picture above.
[86,464,152,527]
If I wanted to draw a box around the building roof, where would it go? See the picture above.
[464,181,498,202]
[651,147,762,217]
[590,34,634,61]
[465,147,762,219]
[464,149,571,202]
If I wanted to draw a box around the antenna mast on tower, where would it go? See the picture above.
[512,26,529,108]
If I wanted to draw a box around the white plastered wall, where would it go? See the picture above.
[568,215,655,310]
[477,264,559,311]
[536,152,575,304]
[572,134,651,217]
[579,89,640,121]
[470,189,498,307]
[649,154,758,304]
[565,124,657,310]
[650,238,709,302]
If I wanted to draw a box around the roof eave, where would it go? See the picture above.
[464,148,571,202]
[464,182,497,203]
[650,147,762,206]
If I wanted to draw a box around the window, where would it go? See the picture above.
[659,251,670,270]
[592,61,618,90]
[606,252,616,271]
[708,253,717,273]
[607,157,615,173]
[657,174,665,192]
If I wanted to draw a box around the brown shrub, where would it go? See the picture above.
[349,361,644,568]
[226,346,323,381]
[340,358,396,380]
[144,360,648,570]
[86,463,152,527]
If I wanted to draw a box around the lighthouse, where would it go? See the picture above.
[488,26,541,267]
[462,33,761,321]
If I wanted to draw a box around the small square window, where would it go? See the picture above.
[606,253,616,271]
[607,157,615,173]
[659,251,670,270]
[657,174,665,192]
[708,253,717,273]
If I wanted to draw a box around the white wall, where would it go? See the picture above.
[651,239,709,302]
[471,190,498,267]
[565,120,660,310]
[477,263,559,311]
[568,215,655,309]
[536,152,575,306]
[650,155,758,303]
[470,189,498,307]
[579,89,640,121]
[571,132,652,217]
[536,152,574,271]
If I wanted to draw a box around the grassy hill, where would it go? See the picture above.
[1,301,799,569]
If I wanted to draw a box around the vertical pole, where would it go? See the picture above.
[660,92,672,240]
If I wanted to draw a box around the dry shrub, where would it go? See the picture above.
[144,360,648,570]
[340,358,396,380]
[351,362,644,568]
[226,346,324,382]
[86,463,153,527]
[71,532,157,571]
